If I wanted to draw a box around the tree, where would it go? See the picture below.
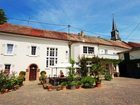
[0,9,7,24]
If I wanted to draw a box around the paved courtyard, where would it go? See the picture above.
[0,77,140,105]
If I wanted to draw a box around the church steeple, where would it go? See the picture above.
[111,16,121,41]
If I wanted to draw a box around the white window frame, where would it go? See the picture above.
[83,46,94,54]
[28,45,39,57]
[46,47,58,67]
[5,43,15,56]
[31,46,37,56]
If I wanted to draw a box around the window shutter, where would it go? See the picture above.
[14,44,17,55]
[26,45,31,56]
[1,44,6,55]
[37,46,40,56]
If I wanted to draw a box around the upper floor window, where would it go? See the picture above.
[7,44,14,55]
[83,46,94,54]
[31,46,37,55]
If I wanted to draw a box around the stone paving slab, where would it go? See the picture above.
[0,77,140,105]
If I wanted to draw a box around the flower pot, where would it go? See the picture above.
[96,82,101,87]
[70,86,76,90]
[76,86,80,89]
[47,85,53,91]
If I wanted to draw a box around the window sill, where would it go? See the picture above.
[99,54,117,56]
[27,55,39,57]
[3,54,14,56]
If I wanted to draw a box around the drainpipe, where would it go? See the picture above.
[68,41,72,62]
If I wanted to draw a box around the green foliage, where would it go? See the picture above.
[79,56,88,76]
[104,71,112,81]
[19,71,26,81]
[60,82,67,86]
[67,81,77,87]
[39,71,47,84]
[0,9,7,24]
[81,76,95,88]
[40,71,46,75]
[67,58,76,81]
[19,71,26,76]
[0,70,24,93]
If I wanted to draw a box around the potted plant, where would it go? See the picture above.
[47,85,53,91]
[75,81,81,89]
[39,71,47,84]
[66,81,77,90]
[81,76,95,88]
[60,82,67,90]
[95,77,101,87]
[104,71,112,81]
[91,63,104,87]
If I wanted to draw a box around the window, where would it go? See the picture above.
[83,46,94,54]
[31,46,36,55]
[7,44,14,55]
[46,47,58,67]
[4,64,11,74]
[83,46,87,53]
[88,47,94,54]
[137,63,140,68]
[104,49,108,54]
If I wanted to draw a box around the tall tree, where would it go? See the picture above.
[0,9,7,24]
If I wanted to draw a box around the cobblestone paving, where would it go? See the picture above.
[0,77,140,105]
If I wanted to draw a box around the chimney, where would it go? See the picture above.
[80,31,84,37]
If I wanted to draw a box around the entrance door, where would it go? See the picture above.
[29,64,37,80]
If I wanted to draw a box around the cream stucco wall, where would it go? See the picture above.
[0,32,69,77]
[0,32,130,79]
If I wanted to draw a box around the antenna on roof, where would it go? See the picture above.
[67,25,71,35]
[27,16,31,25]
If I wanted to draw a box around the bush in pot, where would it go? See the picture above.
[66,81,77,89]
[39,71,47,84]
[104,71,112,81]
[60,82,67,90]
[81,76,95,88]
[19,71,26,81]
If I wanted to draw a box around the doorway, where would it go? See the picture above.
[29,64,38,80]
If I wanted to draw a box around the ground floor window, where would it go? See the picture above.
[46,47,58,67]
[4,64,11,74]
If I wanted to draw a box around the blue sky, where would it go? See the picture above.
[0,0,140,42]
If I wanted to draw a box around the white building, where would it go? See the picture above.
[0,23,131,80]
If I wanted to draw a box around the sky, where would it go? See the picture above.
[0,0,140,42]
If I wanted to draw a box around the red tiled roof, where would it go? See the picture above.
[0,23,131,49]
[128,42,140,48]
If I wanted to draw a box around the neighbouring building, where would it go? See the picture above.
[118,42,140,78]
[0,20,131,80]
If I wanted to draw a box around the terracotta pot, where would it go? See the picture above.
[47,85,53,91]
[96,82,101,87]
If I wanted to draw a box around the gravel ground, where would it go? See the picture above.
[0,77,140,105]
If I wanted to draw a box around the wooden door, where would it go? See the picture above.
[29,69,37,80]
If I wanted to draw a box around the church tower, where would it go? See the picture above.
[111,17,121,41]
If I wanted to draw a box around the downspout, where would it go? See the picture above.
[68,41,72,62]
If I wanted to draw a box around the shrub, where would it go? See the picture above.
[0,70,24,93]
[19,71,26,76]
[81,76,95,88]
[40,71,46,75]
[17,75,25,86]
[19,71,26,81]
[104,72,112,81]
[60,82,67,86]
